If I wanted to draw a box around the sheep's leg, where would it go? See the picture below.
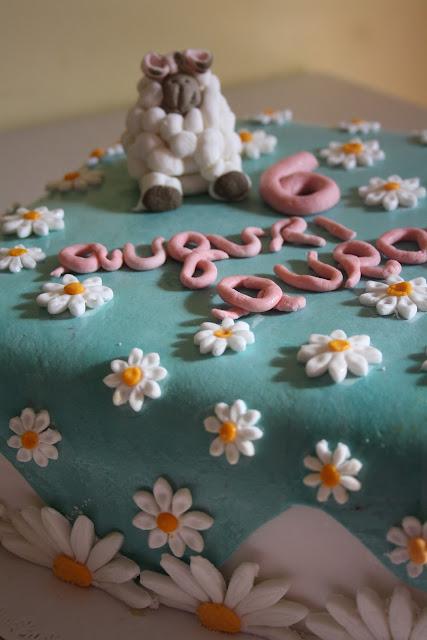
[135,171,183,212]
[194,129,251,202]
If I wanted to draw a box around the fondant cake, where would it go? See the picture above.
[2,49,427,638]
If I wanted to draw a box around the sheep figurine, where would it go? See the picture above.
[121,49,251,212]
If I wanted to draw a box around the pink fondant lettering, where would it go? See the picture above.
[207,226,264,258]
[275,251,343,292]
[167,231,211,262]
[259,151,341,216]
[123,237,166,271]
[269,217,325,252]
[314,216,356,241]
[58,243,123,273]
[181,249,228,289]
[212,275,306,319]
[376,227,427,264]
[333,240,401,288]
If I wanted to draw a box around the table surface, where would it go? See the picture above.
[1,72,427,640]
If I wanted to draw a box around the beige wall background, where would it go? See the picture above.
[1,0,427,132]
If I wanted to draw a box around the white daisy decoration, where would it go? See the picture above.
[238,129,277,159]
[319,138,385,170]
[141,553,308,637]
[359,175,426,211]
[46,167,104,192]
[194,318,255,357]
[86,143,125,167]
[7,408,62,468]
[252,108,293,125]
[297,330,382,383]
[303,440,362,505]
[414,129,427,145]
[0,245,45,272]
[103,347,167,412]
[387,516,427,579]
[359,275,427,320]
[307,584,427,640]
[37,273,113,317]
[204,400,263,465]
[339,118,381,134]
[0,503,154,609]
[1,206,64,238]
[132,477,213,558]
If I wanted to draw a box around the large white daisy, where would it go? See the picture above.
[306,584,427,640]
[0,504,154,609]
[37,273,113,317]
[141,553,308,638]
[7,408,62,468]
[194,318,255,357]
[359,175,426,211]
[103,347,167,412]
[46,167,104,192]
[0,245,45,272]
[303,440,362,505]
[297,330,382,383]
[204,399,263,465]
[1,206,64,238]
[319,138,385,170]
[387,516,427,579]
[132,477,213,558]
[359,275,427,320]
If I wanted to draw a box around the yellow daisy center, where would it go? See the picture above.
[386,281,412,297]
[341,142,364,155]
[156,512,179,533]
[219,421,237,443]
[262,108,276,115]
[197,603,241,634]
[320,463,341,488]
[63,171,81,181]
[350,118,365,124]
[239,130,253,143]
[63,282,85,296]
[407,538,427,565]
[89,147,104,158]
[8,247,27,257]
[214,328,233,339]
[20,430,39,450]
[121,366,143,387]
[23,210,41,221]
[53,554,92,587]
[383,181,401,191]
[328,339,350,352]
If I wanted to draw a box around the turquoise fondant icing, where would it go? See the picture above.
[1,123,427,588]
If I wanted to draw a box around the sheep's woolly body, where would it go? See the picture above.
[122,70,243,206]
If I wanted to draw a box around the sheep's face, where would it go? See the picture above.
[161,73,201,115]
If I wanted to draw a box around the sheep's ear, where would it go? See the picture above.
[177,49,213,74]
[141,52,170,79]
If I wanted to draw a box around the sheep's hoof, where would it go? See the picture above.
[211,171,251,202]
[142,186,182,212]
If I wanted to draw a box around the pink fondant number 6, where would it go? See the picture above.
[259,151,341,216]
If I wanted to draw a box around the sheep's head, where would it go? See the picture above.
[161,73,201,114]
